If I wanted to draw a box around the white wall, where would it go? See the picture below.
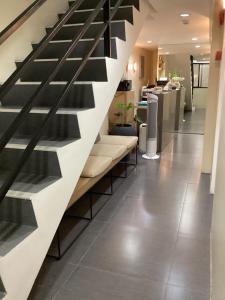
[211,25,225,193]
[126,46,158,101]
[100,115,109,135]
[0,0,32,31]
[0,0,68,83]
[210,2,225,300]
[193,88,208,109]
[211,34,225,297]
[201,0,224,174]
[164,54,193,111]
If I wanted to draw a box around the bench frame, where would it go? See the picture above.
[48,144,138,259]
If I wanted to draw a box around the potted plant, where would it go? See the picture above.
[111,102,140,136]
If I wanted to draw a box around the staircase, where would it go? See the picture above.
[0,0,147,299]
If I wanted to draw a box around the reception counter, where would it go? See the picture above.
[137,89,185,152]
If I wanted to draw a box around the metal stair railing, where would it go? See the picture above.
[0,0,123,201]
[0,0,48,45]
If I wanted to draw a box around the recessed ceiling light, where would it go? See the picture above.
[180,13,190,17]
[165,52,170,55]
[195,45,201,48]
[158,47,163,50]
[192,37,198,41]
[147,40,152,44]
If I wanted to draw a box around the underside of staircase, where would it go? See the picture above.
[0,0,147,299]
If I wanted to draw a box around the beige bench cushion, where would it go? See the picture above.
[90,143,127,160]
[81,156,112,178]
[99,135,138,150]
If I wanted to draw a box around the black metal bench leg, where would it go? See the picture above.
[135,145,138,165]
[124,160,128,178]
[91,170,113,196]
[89,192,93,220]
[56,229,61,260]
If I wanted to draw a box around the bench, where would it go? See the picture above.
[50,135,138,259]
[68,135,138,208]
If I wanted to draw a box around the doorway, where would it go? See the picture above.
[179,57,209,135]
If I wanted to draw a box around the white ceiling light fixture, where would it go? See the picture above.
[158,47,163,50]
[192,37,198,41]
[165,52,170,55]
[180,13,190,17]
[147,40,152,44]
[195,45,201,48]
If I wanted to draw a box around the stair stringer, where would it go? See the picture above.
[0,1,149,299]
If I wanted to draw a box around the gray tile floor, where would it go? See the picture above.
[178,109,206,135]
[29,133,212,300]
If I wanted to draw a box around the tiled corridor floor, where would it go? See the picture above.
[179,109,206,135]
[30,133,212,300]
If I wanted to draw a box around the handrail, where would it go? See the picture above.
[0,0,47,46]
[0,0,123,201]
[0,0,85,100]
[0,0,86,151]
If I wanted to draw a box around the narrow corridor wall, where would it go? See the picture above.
[202,0,224,174]
[211,2,225,300]
[126,46,158,102]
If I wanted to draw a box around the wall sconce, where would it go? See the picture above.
[219,0,225,25]
[215,50,222,61]
[128,63,134,71]
[219,10,224,25]
[128,62,137,73]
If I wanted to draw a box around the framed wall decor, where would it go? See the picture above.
[139,55,145,79]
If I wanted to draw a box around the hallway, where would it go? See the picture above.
[30,133,212,300]
[179,109,206,135]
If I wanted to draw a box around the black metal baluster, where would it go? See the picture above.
[103,0,111,57]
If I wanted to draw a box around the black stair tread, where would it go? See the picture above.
[8,137,79,148]
[17,58,108,82]
[48,37,117,42]
[0,106,89,114]
[61,19,128,25]
[34,38,118,60]
[48,19,126,30]
[33,57,106,60]
[1,83,95,109]
[63,6,134,26]
[50,21,126,41]
[0,221,36,256]
[17,57,107,62]
[15,80,100,84]
[0,169,60,195]
[69,0,140,10]
[0,109,81,143]
[67,4,133,10]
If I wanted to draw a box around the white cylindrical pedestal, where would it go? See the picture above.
[142,93,160,160]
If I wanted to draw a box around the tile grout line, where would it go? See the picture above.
[78,263,171,289]
[165,182,189,289]
[59,223,106,291]
[52,264,80,300]
[55,172,137,294]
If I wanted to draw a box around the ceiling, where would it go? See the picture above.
[136,0,211,55]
